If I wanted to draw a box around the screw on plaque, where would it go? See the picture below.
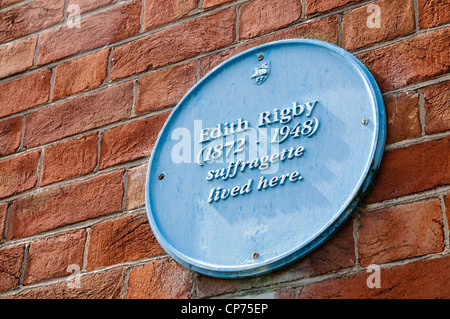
[158,173,165,180]
[252,252,259,260]
[257,54,264,61]
[362,118,370,125]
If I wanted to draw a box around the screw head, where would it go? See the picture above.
[257,54,264,61]
[362,118,369,125]
[252,252,259,260]
[158,173,165,180]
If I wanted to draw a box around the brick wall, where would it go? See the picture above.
[0,0,448,299]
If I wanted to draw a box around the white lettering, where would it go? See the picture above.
[304,101,318,117]
[258,100,319,127]
[257,171,302,191]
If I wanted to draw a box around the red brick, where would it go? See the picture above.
[203,0,235,8]
[0,116,23,156]
[366,136,450,203]
[281,220,356,277]
[200,16,338,77]
[40,133,98,186]
[200,46,245,78]
[10,267,125,299]
[0,36,37,79]
[0,245,25,292]
[0,202,7,239]
[358,27,450,92]
[239,0,302,40]
[126,257,193,299]
[99,112,170,169]
[298,256,450,298]
[53,49,110,101]
[418,0,450,28]
[126,163,148,210]
[0,0,65,43]
[358,200,444,266]
[341,0,415,51]
[6,170,124,240]
[136,61,197,114]
[111,8,236,80]
[305,0,362,15]
[24,229,87,285]
[86,212,164,270]
[144,0,198,30]
[423,81,450,134]
[268,15,339,43]
[0,151,40,199]
[37,0,141,65]
[68,0,113,13]
[0,69,51,117]
[0,0,22,9]
[23,81,133,148]
[197,220,355,298]
[240,288,296,299]
[384,91,421,144]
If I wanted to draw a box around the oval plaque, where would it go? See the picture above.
[145,39,386,278]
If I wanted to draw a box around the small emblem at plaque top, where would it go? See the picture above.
[251,61,270,85]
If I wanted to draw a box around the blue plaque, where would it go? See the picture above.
[145,39,386,278]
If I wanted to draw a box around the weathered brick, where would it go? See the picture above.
[86,212,164,270]
[6,170,124,240]
[358,200,444,266]
[280,220,356,278]
[10,267,125,299]
[0,0,22,9]
[126,163,148,210]
[53,49,109,101]
[197,220,355,298]
[418,0,450,28]
[136,61,197,114]
[0,36,37,79]
[384,90,421,144]
[144,0,198,30]
[99,112,170,169]
[111,8,236,80]
[0,69,52,117]
[126,257,193,299]
[239,289,296,299]
[341,0,415,51]
[0,0,65,43]
[37,0,141,65]
[40,133,98,186]
[366,136,450,203]
[0,116,23,156]
[423,80,450,134]
[0,245,25,292]
[239,0,302,40]
[68,0,113,13]
[203,0,235,8]
[358,27,450,92]
[0,151,40,199]
[200,16,338,77]
[24,81,133,148]
[305,0,362,16]
[0,202,7,239]
[298,256,450,298]
[24,230,87,285]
